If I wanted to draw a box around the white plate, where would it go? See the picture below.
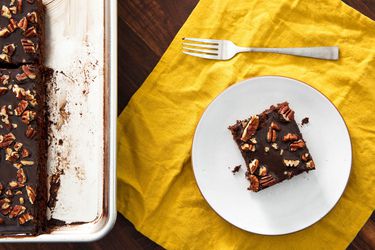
[192,76,352,235]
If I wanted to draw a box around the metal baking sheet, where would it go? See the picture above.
[0,0,117,242]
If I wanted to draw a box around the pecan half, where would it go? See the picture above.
[290,139,305,151]
[283,133,299,142]
[5,148,19,162]
[278,103,295,122]
[241,116,259,142]
[267,127,277,143]
[249,159,259,174]
[248,175,259,192]
[260,175,277,187]
[21,39,36,54]
[17,17,27,31]
[18,213,33,225]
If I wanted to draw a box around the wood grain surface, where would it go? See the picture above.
[2,0,374,249]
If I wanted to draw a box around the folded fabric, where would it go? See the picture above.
[117,0,375,249]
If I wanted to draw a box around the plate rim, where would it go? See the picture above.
[191,75,353,235]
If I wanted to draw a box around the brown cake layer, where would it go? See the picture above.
[228,102,316,192]
[0,65,47,235]
[0,0,45,65]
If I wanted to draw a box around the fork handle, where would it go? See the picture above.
[240,46,339,60]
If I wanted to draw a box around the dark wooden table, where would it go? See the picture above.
[2,0,374,249]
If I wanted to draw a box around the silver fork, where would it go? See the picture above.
[182,38,339,60]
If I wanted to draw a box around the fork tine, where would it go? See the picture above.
[183,42,219,49]
[183,37,221,44]
[183,47,218,54]
[183,51,218,60]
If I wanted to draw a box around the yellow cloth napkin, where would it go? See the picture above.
[117,0,375,249]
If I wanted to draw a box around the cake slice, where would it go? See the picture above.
[0,65,47,234]
[0,0,45,65]
[228,102,315,192]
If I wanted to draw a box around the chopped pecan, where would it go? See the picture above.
[3,44,15,56]
[283,159,300,167]
[241,143,255,152]
[290,139,305,151]
[301,153,310,162]
[26,186,36,204]
[20,160,34,166]
[21,148,30,158]
[278,103,295,122]
[13,163,22,169]
[25,26,37,38]
[8,18,17,32]
[18,17,28,31]
[0,74,9,85]
[12,85,26,98]
[5,147,19,162]
[248,175,259,192]
[1,5,11,19]
[306,160,315,170]
[241,116,259,141]
[259,166,267,176]
[9,205,26,218]
[13,142,23,151]
[27,12,38,23]
[25,125,36,138]
[249,159,259,174]
[17,168,27,184]
[22,65,37,79]
[16,0,22,13]
[0,86,7,95]
[270,122,281,130]
[21,39,36,54]
[271,143,278,150]
[0,183,3,195]
[9,6,16,15]
[0,198,11,215]
[284,171,294,179]
[21,110,36,124]
[0,54,10,63]
[0,133,15,148]
[14,100,28,116]
[0,27,10,37]
[19,197,24,204]
[264,146,270,153]
[18,213,33,225]
[283,133,299,142]
[260,175,277,187]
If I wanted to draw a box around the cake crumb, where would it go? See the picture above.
[301,117,309,125]
[231,165,241,174]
